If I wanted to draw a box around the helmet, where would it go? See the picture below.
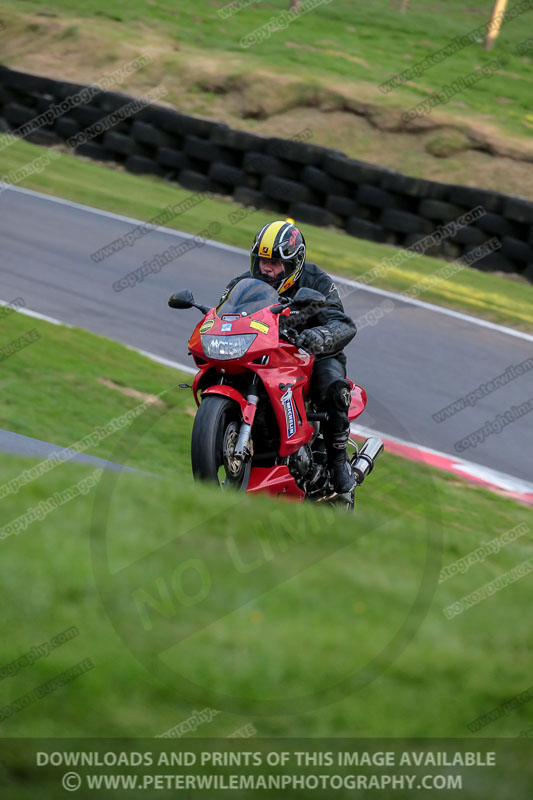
[250,220,306,294]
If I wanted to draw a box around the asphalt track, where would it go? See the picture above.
[0,428,141,472]
[1,186,532,483]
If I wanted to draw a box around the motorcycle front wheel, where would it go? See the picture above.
[191,395,251,490]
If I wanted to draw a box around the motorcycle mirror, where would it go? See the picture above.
[291,287,326,307]
[168,290,211,314]
[168,290,195,309]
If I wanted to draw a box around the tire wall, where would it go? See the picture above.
[1,66,532,282]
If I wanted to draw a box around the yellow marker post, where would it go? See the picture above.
[484,0,509,50]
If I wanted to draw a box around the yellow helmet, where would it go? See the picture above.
[250,220,306,293]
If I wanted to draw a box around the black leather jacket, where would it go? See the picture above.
[219,261,356,361]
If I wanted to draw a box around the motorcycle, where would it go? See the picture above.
[169,278,383,510]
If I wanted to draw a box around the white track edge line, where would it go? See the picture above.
[350,421,533,495]
[5,185,243,255]
[1,299,196,373]
[7,185,533,343]
[133,348,196,374]
[0,299,69,327]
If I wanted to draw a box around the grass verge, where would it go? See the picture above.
[0,307,532,738]
[2,0,533,148]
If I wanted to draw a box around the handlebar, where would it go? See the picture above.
[279,327,297,345]
[279,325,313,355]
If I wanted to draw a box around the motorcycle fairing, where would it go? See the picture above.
[247,465,305,500]
[348,382,367,420]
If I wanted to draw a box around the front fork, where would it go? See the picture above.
[233,373,260,461]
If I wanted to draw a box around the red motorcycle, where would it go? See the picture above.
[169,278,383,510]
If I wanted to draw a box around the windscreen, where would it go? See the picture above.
[218,278,278,315]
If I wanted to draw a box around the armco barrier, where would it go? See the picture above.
[1,65,532,282]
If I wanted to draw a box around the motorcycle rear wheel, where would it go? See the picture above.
[191,395,251,490]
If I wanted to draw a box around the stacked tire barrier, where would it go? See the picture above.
[1,65,533,282]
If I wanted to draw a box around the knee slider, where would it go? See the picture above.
[326,379,352,411]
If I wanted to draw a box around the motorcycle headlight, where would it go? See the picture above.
[201,333,257,360]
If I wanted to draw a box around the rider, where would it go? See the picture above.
[219,219,357,493]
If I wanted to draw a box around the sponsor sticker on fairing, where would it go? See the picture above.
[250,320,269,334]
[281,387,297,438]
[221,323,233,332]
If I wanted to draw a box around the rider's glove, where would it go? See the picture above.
[295,327,333,355]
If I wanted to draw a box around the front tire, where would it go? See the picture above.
[191,395,251,490]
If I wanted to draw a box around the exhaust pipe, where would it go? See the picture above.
[351,436,384,485]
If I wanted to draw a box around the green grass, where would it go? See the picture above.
[0,302,193,476]
[0,304,532,741]
[2,133,533,332]
[3,0,533,144]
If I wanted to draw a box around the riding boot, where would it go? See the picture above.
[326,428,355,494]
[315,374,355,494]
